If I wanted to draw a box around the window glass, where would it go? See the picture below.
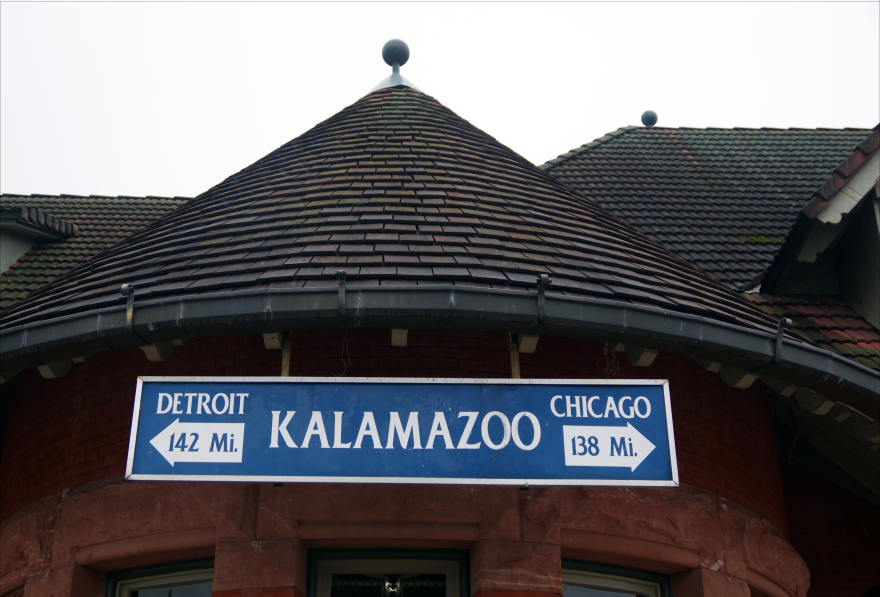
[562,568,662,597]
[564,583,641,597]
[131,580,213,597]
[331,574,385,597]
[399,573,446,597]
[329,573,446,597]
[314,556,461,597]
[114,568,214,597]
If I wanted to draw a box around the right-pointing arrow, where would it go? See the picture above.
[562,422,656,471]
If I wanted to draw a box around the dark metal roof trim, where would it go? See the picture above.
[0,206,79,239]
[1,285,877,407]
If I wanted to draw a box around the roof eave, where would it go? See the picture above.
[2,285,877,411]
[0,219,67,242]
[761,140,880,292]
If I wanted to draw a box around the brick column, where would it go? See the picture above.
[23,565,103,597]
[213,539,307,597]
[671,569,751,597]
[470,539,562,597]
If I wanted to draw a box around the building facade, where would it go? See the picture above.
[1,52,878,597]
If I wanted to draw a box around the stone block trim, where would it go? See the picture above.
[671,568,750,597]
[0,480,808,597]
[214,539,306,592]
[2,329,785,531]
[471,540,562,594]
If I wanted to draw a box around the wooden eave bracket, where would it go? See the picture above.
[264,332,284,350]
[140,341,173,362]
[391,329,408,347]
[625,345,658,367]
[38,360,72,379]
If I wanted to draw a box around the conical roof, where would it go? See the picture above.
[0,87,788,335]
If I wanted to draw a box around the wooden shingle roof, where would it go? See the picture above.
[0,88,788,337]
[0,194,189,310]
[541,126,873,289]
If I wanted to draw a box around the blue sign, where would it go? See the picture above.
[126,377,678,486]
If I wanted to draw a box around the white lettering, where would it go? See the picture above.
[387,412,422,449]
[550,395,566,417]
[197,393,212,414]
[333,411,351,448]
[566,396,581,418]
[511,412,541,450]
[426,412,454,449]
[587,396,603,418]
[581,396,589,417]
[270,411,297,448]
[237,393,248,415]
[635,396,651,418]
[456,412,481,449]
[354,412,383,449]
[604,397,621,418]
[172,393,183,414]
[157,393,173,414]
[212,393,229,415]
[184,393,196,414]
[481,411,511,450]
[302,411,330,448]
[618,397,634,419]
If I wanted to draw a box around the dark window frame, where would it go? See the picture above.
[104,557,215,597]
[562,559,671,597]
[307,549,469,597]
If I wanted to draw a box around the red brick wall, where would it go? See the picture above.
[0,333,279,519]
[781,463,880,596]
[1,329,785,533]
[517,335,787,536]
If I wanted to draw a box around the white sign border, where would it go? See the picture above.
[126,376,679,487]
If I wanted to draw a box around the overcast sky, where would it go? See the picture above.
[1,2,878,199]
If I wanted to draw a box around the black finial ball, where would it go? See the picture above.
[641,110,658,128]
[382,39,410,67]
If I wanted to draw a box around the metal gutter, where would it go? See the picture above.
[1,285,877,409]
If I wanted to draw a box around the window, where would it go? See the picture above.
[309,550,468,597]
[105,559,213,597]
[562,561,669,597]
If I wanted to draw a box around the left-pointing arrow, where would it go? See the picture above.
[149,418,246,466]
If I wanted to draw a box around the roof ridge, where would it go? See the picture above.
[539,125,877,171]
[538,127,639,170]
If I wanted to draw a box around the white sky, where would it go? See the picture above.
[1,2,878,199]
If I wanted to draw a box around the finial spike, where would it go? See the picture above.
[371,39,420,92]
